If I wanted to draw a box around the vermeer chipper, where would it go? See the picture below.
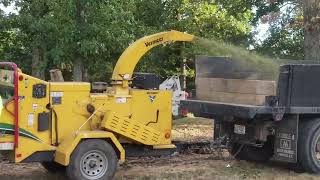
[0,31,194,180]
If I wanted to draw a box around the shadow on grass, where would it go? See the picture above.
[0,172,68,180]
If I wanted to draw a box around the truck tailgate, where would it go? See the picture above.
[181,99,273,119]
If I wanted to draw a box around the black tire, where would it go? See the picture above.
[42,161,66,173]
[66,139,118,180]
[298,119,320,173]
[230,140,274,162]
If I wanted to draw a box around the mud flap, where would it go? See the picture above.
[273,115,298,163]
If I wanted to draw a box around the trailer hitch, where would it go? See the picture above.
[272,107,286,121]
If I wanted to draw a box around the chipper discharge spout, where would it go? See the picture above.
[111,30,195,95]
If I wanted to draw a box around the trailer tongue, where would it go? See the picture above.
[181,64,320,173]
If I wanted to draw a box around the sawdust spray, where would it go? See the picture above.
[194,37,280,80]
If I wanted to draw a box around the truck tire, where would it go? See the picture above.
[230,140,273,162]
[298,119,320,173]
[42,162,66,173]
[66,139,118,180]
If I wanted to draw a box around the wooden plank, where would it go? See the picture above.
[196,78,276,95]
[196,72,276,80]
[196,91,268,105]
[0,81,14,87]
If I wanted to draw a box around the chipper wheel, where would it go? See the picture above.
[66,139,118,180]
[298,119,320,173]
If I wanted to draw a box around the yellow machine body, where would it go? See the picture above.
[0,30,195,165]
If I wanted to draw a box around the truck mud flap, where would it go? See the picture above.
[273,115,298,163]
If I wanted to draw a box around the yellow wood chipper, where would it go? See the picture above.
[0,30,194,180]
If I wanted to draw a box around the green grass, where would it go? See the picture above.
[173,117,213,126]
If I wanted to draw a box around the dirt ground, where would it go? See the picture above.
[1,118,320,180]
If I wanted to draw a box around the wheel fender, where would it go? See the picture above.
[54,131,125,166]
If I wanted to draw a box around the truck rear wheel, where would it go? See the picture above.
[298,119,320,173]
[230,140,273,162]
[66,139,118,180]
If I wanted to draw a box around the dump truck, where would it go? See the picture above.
[0,30,194,180]
[181,60,320,173]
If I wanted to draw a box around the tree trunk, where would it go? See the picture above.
[83,67,89,81]
[32,47,45,80]
[73,0,86,81]
[181,58,187,91]
[303,0,320,60]
[73,56,83,81]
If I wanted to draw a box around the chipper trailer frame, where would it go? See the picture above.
[181,64,320,173]
[0,30,194,180]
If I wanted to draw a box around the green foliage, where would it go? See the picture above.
[0,0,286,86]
[49,0,139,81]
[255,2,303,60]
[0,7,32,71]
[134,0,255,84]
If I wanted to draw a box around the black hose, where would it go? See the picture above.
[47,104,59,146]
[52,108,59,146]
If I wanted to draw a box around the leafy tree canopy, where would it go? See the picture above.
[0,0,307,86]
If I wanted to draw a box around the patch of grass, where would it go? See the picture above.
[173,117,213,126]
[223,161,262,179]
[116,168,216,180]
[172,117,213,142]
